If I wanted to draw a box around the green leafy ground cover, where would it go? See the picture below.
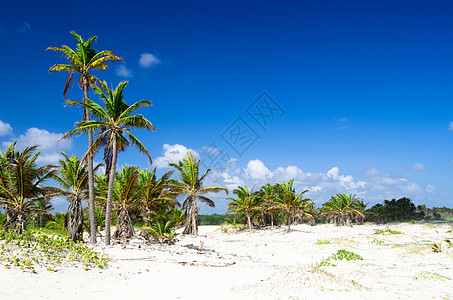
[0,229,108,273]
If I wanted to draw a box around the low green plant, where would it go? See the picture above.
[316,239,331,245]
[142,216,178,244]
[431,242,442,253]
[374,227,403,235]
[370,239,384,244]
[0,229,108,273]
[414,271,452,281]
[318,249,363,267]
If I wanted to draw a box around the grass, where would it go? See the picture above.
[374,227,403,235]
[370,239,384,244]
[318,249,363,267]
[0,229,108,273]
[316,239,332,245]
[414,271,452,281]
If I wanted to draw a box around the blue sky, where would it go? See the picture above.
[1,0,453,213]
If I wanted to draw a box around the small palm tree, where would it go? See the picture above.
[274,180,311,230]
[321,193,363,227]
[260,183,279,226]
[0,142,59,232]
[353,199,368,225]
[227,185,261,230]
[111,166,141,239]
[54,152,100,241]
[32,197,54,228]
[62,80,155,245]
[47,31,123,244]
[138,168,177,226]
[169,152,228,236]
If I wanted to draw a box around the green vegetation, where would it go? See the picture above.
[374,227,403,235]
[414,271,452,281]
[198,214,232,225]
[0,229,108,272]
[321,194,366,227]
[370,239,384,244]
[226,180,316,230]
[316,239,332,245]
[318,249,363,266]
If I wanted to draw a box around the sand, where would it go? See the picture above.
[1,221,452,299]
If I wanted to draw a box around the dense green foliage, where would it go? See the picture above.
[198,214,232,225]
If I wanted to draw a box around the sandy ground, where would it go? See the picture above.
[1,221,453,299]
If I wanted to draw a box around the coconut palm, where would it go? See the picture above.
[54,152,100,241]
[274,180,311,230]
[32,197,54,228]
[138,168,176,226]
[47,31,123,244]
[259,183,279,226]
[353,199,368,225]
[169,152,228,235]
[0,142,59,232]
[227,185,261,230]
[321,193,363,227]
[62,80,155,245]
[110,166,141,239]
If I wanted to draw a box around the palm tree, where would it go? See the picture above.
[111,166,141,239]
[321,193,363,227]
[47,31,123,244]
[62,80,155,245]
[227,185,261,230]
[274,180,311,230]
[138,168,176,226]
[32,197,54,228]
[259,183,279,226]
[0,142,59,233]
[353,199,368,225]
[169,152,228,235]
[54,152,100,242]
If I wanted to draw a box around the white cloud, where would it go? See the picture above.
[244,159,273,180]
[116,65,132,78]
[426,184,435,193]
[18,22,31,32]
[336,117,349,122]
[139,53,160,68]
[2,127,72,164]
[449,121,453,131]
[411,163,426,172]
[153,144,198,168]
[0,120,12,136]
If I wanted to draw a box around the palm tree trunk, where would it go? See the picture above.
[83,81,97,244]
[183,197,198,235]
[246,212,252,230]
[105,137,118,245]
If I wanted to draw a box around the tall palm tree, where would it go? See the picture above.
[169,152,228,235]
[47,31,123,244]
[227,185,261,230]
[54,152,100,242]
[0,142,59,233]
[62,80,155,245]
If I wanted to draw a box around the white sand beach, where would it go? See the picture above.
[1,222,452,299]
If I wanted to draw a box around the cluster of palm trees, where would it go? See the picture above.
[227,179,316,230]
[227,188,370,229]
[0,32,226,245]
